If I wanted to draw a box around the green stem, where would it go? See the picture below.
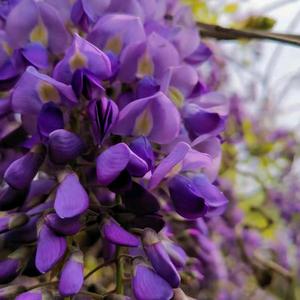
[116,246,124,294]
[84,259,116,280]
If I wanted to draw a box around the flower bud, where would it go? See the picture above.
[48,129,85,164]
[142,228,180,288]
[132,263,173,300]
[4,144,46,190]
[54,172,89,218]
[35,224,67,273]
[59,249,84,296]
[0,186,28,211]
[0,213,29,234]
[101,217,139,247]
[0,247,30,284]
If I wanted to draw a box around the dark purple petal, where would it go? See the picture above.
[142,228,180,288]
[132,264,173,300]
[35,224,67,273]
[4,215,39,244]
[129,136,154,171]
[169,175,207,219]
[21,178,55,211]
[59,249,84,296]
[21,42,48,69]
[37,102,64,140]
[54,172,89,218]
[101,217,139,247]
[0,258,20,284]
[129,214,165,232]
[45,213,81,236]
[88,97,119,145]
[0,247,29,284]
[48,129,85,164]
[0,185,29,210]
[192,174,228,217]
[113,91,180,144]
[0,98,11,118]
[122,182,160,215]
[183,103,225,139]
[136,76,160,98]
[4,145,45,189]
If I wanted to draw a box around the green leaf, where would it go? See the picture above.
[223,3,238,14]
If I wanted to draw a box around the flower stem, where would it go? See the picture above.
[116,246,124,294]
[84,259,116,280]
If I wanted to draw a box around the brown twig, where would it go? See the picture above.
[198,22,300,46]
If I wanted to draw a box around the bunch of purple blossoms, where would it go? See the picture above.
[0,0,228,299]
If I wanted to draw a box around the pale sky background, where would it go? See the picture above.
[218,0,300,131]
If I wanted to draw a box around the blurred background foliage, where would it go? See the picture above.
[180,1,300,299]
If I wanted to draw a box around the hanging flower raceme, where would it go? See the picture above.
[0,0,228,298]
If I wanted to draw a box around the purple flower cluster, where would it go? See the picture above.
[0,0,228,299]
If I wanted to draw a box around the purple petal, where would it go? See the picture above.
[136,76,160,98]
[5,0,38,48]
[192,174,228,217]
[81,0,110,22]
[132,264,173,300]
[88,14,146,53]
[54,172,89,218]
[0,185,29,210]
[37,2,70,54]
[21,42,48,69]
[96,143,148,185]
[0,98,12,118]
[147,32,180,80]
[48,129,85,164]
[59,250,84,296]
[35,224,67,273]
[113,91,180,144]
[149,142,191,190]
[129,136,154,171]
[16,291,43,300]
[53,34,111,84]
[168,175,207,219]
[37,102,64,140]
[183,103,225,139]
[0,258,20,284]
[185,42,212,65]
[21,178,55,211]
[101,217,139,247]
[162,240,188,269]
[4,145,45,190]
[12,66,77,114]
[97,143,130,185]
[142,228,180,288]
[45,213,81,236]
[0,213,29,233]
